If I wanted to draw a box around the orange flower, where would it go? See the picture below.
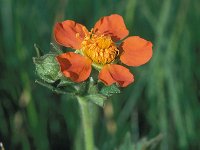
[54,14,153,87]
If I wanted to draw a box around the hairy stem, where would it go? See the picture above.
[77,96,94,150]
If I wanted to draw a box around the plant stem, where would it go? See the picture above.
[77,96,94,150]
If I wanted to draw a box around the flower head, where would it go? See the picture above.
[54,14,153,87]
[81,31,119,65]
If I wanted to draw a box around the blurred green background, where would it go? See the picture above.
[0,0,200,149]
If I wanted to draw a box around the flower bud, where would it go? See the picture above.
[33,54,61,83]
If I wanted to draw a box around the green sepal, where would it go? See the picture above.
[76,82,87,95]
[85,77,107,107]
[100,84,121,97]
[87,77,98,94]
[34,43,44,57]
[84,94,107,107]
[56,76,76,87]
[33,53,61,83]
[50,43,63,54]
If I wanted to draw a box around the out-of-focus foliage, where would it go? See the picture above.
[0,0,199,149]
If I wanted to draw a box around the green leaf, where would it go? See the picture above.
[85,94,107,107]
[100,84,121,97]
[33,54,61,83]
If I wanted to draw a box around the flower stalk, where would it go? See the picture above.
[77,96,94,150]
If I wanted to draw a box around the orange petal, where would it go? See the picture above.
[94,14,129,41]
[56,52,92,82]
[54,20,88,49]
[99,64,134,87]
[120,36,153,66]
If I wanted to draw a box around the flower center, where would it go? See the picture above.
[81,31,119,65]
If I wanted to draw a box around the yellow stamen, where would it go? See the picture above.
[76,33,80,38]
[81,31,119,65]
